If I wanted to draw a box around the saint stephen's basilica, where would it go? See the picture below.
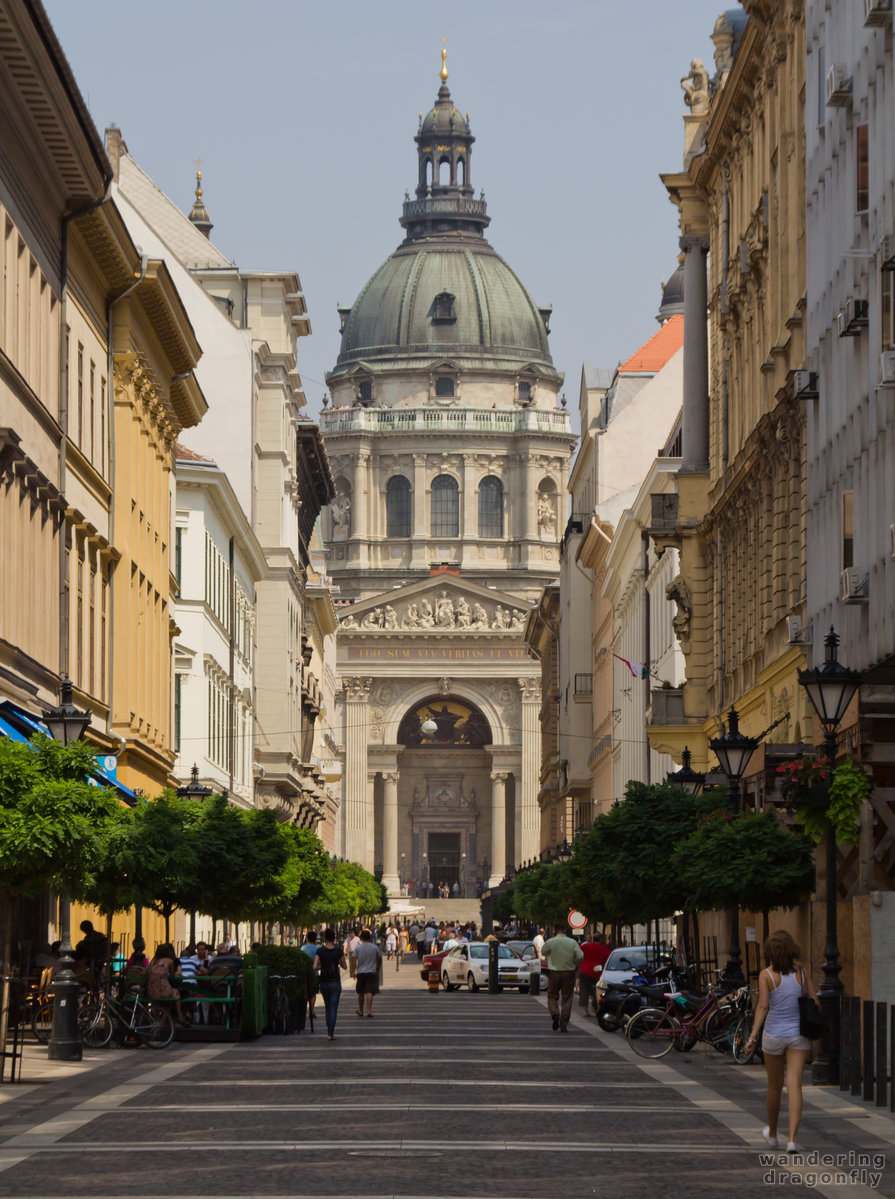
[319,51,575,900]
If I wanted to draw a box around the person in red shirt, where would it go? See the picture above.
[578,933,611,1015]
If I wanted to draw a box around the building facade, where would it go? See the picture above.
[321,58,575,892]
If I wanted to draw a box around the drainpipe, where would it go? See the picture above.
[642,531,651,784]
[228,536,236,795]
[58,188,113,675]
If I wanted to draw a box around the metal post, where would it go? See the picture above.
[863,999,874,1102]
[723,778,744,985]
[812,730,844,1085]
[488,939,499,993]
[47,895,82,1062]
[876,1001,887,1108]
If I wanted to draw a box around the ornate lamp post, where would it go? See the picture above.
[709,707,759,984]
[666,746,706,795]
[176,765,213,944]
[42,678,92,1062]
[798,627,863,1085]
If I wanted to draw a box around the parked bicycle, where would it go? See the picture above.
[77,987,174,1049]
[625,980,740,1059]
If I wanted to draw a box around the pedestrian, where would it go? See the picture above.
[415,924,426,960]
[301,930,319,1021]
[385,924,398,960]
[398,925,409,957]
[314,928,347,1041]
[541,927,583,1032]
[351,928,382,1017]
[744,930,818,1153]
[532,927,545,956]
[345,926,361,979]
[578,933,611,1014]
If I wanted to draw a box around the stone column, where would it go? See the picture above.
[518,678,541,864]
[462,454,476,541]
[343,677,372,868]
[680,234,710,471]
[381,771,400,896]
[352,450,370,565]
[490,771,509,887]
[411,453,428,565]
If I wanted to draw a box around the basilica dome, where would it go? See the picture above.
[328,61,560,389]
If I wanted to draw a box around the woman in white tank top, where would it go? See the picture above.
[744,929,818,1152]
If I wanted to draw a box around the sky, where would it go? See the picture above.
[44,0,724,419]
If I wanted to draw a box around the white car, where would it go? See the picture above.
[505,940,544,992]
[440,943,533,992]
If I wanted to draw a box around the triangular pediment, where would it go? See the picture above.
[335,575,532,634]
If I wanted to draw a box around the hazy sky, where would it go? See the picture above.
[44,0,724,417]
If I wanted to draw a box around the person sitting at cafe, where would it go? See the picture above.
[147,942,189,1027]
[209,941,243,975]
[125,937,149,970]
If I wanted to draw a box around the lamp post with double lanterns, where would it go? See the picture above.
[709,707,759,985]
[43,678,92,1062]
[798,627,863,1085]
[666,747,706,974]
[176,765,214,944]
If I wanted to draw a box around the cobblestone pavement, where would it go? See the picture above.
[0,964,893,1198]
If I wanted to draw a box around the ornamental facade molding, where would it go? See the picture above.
[339,590,529,633]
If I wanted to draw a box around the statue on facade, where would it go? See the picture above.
[680,59,710,114]
[537,493,556,537]
[402,603,421,629]
[470,602,490,630]
[491,605,510,630]
[339,611,359,629]
[331,490,351,534]
[666,574,692,652]
[435,592,456,628]
[509,608,526,631]
[419,598,435,628]
[455,595,472,628]
[383,605,399,629]
[361,607,383,629]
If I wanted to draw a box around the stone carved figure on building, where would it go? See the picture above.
[680,59,710,114]
[383,605,399,629]
[491,605,510,630]
[471,602,489,630]
[509,608,526,631]
[361,607,383,629]
[419,598,435,628]
[455,595,472,628]
[331,490,351,534]
[438,676,452,695]
[537,493,556,538]
[340,611,359,629]
[402,603,420,629]
[666,574,692,652]
[435,592,455,628]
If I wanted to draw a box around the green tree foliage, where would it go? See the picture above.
[513,861,576,927]
[114,793,204,938]
[672,808,816,916]
[192,795,290,926]
[244,826,329,925]
[302,858,386,925]
[569,780,718,925]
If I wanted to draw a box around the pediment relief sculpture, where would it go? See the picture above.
[338,589,529,633]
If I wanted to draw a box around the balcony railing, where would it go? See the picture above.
[402,196,488,219]
[320,406,572,436]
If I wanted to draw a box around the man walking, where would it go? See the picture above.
[351,928,382,1017]
[541,927,583,1032]
[578,932,611,1014]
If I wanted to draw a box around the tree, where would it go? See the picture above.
[569,780,717,927]
[513,862,575,927]
[244,826,330,926]
[672,808,816,938]
[115,793,203,941]
[192,796,290,929]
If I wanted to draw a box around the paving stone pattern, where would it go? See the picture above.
[0,967,893,1198]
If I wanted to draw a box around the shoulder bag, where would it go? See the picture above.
[797,968,823,1040]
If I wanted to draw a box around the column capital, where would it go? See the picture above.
[680,234,709,255]
[383,772,399,786]
[517,677,541,702]
[344,676,373,700]
[490,771,510,783]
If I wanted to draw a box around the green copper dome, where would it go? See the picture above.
[329,71,558,385]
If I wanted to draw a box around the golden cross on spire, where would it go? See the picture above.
[440,36,448,82]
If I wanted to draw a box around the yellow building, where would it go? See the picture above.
[649,1,812,777]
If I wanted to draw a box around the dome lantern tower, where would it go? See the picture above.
[400,46,489,244]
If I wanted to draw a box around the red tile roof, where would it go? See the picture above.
[618,315,684,374]
[175,442,213,463]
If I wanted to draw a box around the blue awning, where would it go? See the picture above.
[0,700,138,803]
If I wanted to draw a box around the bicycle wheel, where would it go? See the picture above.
[31,996,54,1043]
[78,1002,114,1049]
[704,1007,735,1053]
[131,1002,174,1048]
[732,1016,763,1065]
[626,1006,681,1059]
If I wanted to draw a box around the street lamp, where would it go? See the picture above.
[709,707,759,984]
[666,746,706,795]
[460,851,466,898]
[42,678,92,1062]
[798,626,863,1085]
[420,718,438,738]
[176,763,213,799]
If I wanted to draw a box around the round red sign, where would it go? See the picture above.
[567,909,587,929]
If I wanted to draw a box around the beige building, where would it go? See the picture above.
[321,59,575,894]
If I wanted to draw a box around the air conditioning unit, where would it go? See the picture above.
[838,298,869,337]
[864,0,891,27]
[792,369,819,399]
[787,617,813,646]
[880,352,895,385]
[825,64,852,107]
[840,568,868,603]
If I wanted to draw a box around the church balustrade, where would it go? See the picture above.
[320,407,571,435]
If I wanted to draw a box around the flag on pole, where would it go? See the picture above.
[613,654,649,680]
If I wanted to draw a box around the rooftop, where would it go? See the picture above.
[618,315,684,374]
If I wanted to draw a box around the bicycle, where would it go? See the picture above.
[267,975,289,1036]
[625,983,739,1059]
[77,987,174,1049]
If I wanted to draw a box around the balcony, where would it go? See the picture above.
[648,686,685,726]
[319,406,572,437]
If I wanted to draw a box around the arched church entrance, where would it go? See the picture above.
[396,696,503,899]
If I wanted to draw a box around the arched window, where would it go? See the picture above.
[438,158,450,186]
[478,476,503,538]
[386,476,411,538]
[458,158,466,186]
[425,159,433,187]
[431,475,459,537]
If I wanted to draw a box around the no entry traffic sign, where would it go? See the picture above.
[567,909,587,930]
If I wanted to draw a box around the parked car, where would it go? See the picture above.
[419,948,451,981]
[440,943,533,992]
[593,945,675,1012]
[505,940,544,992]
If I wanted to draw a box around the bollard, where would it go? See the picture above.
[428,967,440,993]
[488,939,499,993]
